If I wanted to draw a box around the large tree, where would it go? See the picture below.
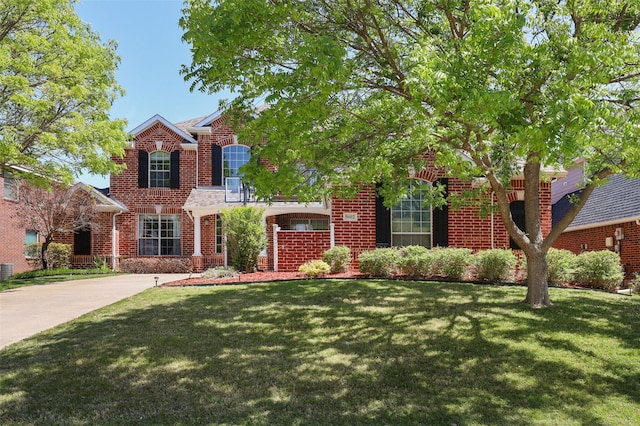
[180,0,640,307]
[0,0,128,184]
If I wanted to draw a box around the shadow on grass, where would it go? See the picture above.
[1,280,638,425]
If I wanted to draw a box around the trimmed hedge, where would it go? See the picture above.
[299,260,331,278]
[120,258,194,274]
[473,249,517,282]
[358,248,400,278]
[323,246,352,273]
[572,250,624,291]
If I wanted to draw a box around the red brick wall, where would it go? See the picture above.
[332,186,377,268]
[554,221,640,280]
[0,175,36,274]
[276,230,332,271]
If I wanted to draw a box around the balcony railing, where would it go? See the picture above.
[225,177,255,203]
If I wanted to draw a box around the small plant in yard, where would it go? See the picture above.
[322,245,351,273]
[358,248,400,278]
[397,245,433,278]
[202,266,239,279]
[430,247,472,280]
[572,250,624,291]
[546,248,576,284]
[473,248,517,282]
[298,260,331,277]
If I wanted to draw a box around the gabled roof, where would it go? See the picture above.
[561,174,640,231]
[71,183,128,213]
[129,114,197,144]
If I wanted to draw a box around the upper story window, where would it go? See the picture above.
[150,151,170,188]
[223,145,250,178]
[391,180,432,248]
[138,149,180,189]
[3,173,17,201]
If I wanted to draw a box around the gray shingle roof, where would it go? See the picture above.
[566,174,640,230]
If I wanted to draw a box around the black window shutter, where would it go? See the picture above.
[138,150,148,188]
[510,200,526,249]
[170,150,180,189]
[432,178,449,247]
[212,145,223,186]
[375,186,391,247]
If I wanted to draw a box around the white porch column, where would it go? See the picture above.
[330,222,335,248]
[273,224,280,271]
[193,214,203,256]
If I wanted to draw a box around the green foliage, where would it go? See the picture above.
[202,266,239,279]
[0,0,128,183]
[358,248,400,278]
[181,0,640,307]
[26,242,71,270]
[473,249,517,282]
[298,260,331,278]
[546,248,576,284]
[119,258,194,274]
[322,245,351,273]
[220,206,266,272]
[430,247,473,280]
[572,251,624,291]
[397,245,433,278]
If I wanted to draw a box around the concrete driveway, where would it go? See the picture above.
[0,273,192,350]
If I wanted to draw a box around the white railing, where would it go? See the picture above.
[225,177,255,203]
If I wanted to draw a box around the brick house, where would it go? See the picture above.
[61,110,550,273]
[0,172,126,276]
[553,168,640,282]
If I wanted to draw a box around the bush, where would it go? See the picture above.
[431,247,472,280]
[323,246,352,273]
[120,258,194,274]
[221,206,267,272]
[202,266,239,279]
[299,260,331,277]
[572,250,624,291]
[473,249,517,282]
[358,248,400,278]
[26,242,71,269]
[546,248,576,284]
[397,246,433,278]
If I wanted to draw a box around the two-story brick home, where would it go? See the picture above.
[72,110,553,273]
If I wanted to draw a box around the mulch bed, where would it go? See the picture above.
[163,271,365,287]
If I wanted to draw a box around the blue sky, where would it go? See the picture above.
[75,0,232,187]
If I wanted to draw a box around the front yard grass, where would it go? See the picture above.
[0,269,119,291]
[1,279,638,425]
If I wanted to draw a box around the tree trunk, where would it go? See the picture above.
[41,239,51,270]
[523,250,551,308]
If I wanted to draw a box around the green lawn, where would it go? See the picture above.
[0,271,119,291]
[1,280,638,425]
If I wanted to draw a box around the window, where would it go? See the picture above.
[74,227,91,255]
[391,180,432,248]
[290,218,329,230]
[3,173,17,200]
[223,145,250,178]
[510,200,526,249]
[215,214,223,254]
[138,214,181,256]
[25,231,38,257]
[149,151,171,188]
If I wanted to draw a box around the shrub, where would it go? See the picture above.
[26,242,71,269]
[473,249,517,282]
[358,248,400,278]
[323,246,352,273]
[546,248,576,284]
[572,250,624,291]
[202,266,239,279]
[120,258,193,274]
[431,247,472,280]
[397,245,433,278]
[299,260,331,278]
[221,206,267,272]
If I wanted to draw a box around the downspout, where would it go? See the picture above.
[491,196,495,249]
[112,209,123,271]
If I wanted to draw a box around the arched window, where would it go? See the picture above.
[391,180,432,248]
[223,145,250,178]
[149,151,170,188]
[510,200,526,249]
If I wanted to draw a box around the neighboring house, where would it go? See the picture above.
[0,170,37,275]
[80,110,554,273]
[553,170,640,281]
